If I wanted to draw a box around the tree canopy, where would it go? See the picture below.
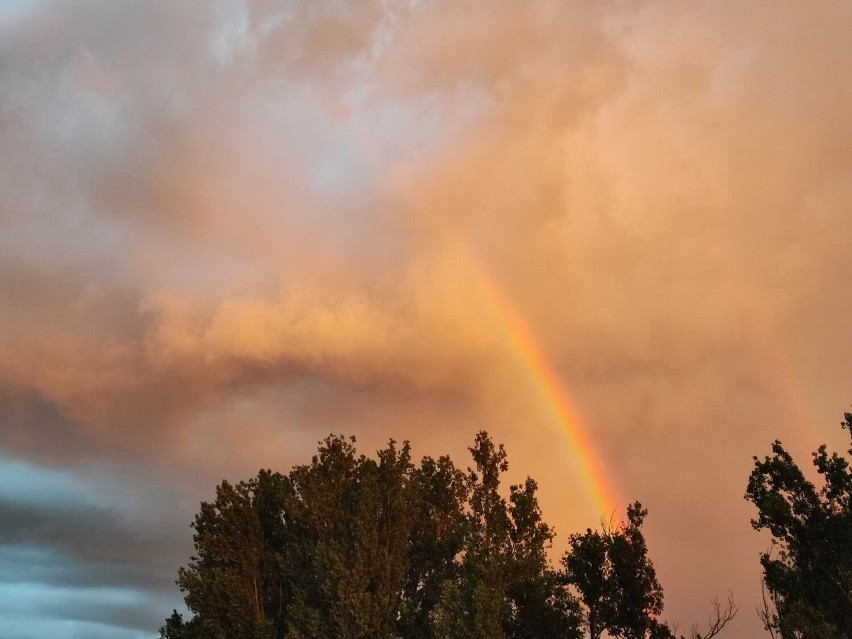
[745,412,852,638]
[563,502,665,639]
[162,431,735,639]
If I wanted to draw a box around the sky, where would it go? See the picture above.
[1,1,852,637]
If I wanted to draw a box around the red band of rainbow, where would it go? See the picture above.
[465,247,621,518]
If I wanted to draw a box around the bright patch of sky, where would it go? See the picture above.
[0,458,189,638]
[1,617,152,639]
[0,586,173,639]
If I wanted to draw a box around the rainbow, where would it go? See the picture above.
[464,249,621,519]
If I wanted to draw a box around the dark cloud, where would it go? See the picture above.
[0,544,174,593]
[0,451,192,638]
[0,498,185,568]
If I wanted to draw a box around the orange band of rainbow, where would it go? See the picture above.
[466,250,621,518]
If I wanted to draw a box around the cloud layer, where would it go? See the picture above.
[3,1,852,636]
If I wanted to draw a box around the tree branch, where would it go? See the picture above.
[688,593,738,639]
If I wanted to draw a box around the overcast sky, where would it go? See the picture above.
[2,1,852,637]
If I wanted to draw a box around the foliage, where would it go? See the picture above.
[432,433,582,639]
[562,503,736,639]
[562,502,666,639]
[159,610,199,639]
[164,431,736,639]
[745,412,852,639]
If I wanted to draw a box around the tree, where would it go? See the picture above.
[745,411,852,638]
[433,432,582,639]
[176,475,283,639]
[432,432,513,639]
[281,436,419,639]
[562,502,664,639]
[166,431,732,639]
[398,453,468,638]
[562,503,736,639]
[159,610,199,639]
[503,477,583,639]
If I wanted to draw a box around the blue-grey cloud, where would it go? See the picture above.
[0,452,193,638]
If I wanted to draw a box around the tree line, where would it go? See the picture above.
[160,411,852,639]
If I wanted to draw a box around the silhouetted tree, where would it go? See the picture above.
[398,453,468,638]
[176,472,288,639]
[280,436,419,639]
[166,431,735,639]
[433,433,582,639]
[159,610,199,639]
[745,411,852,638]
[562,503,736,639]
[562,502,663,639]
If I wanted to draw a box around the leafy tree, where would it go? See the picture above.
[562,502,663,639]
[433,432,582,639]
[176,475,283,639]
[282,436,418,639]
[503,477,583,639]
[433,432,512,639]
[174,435,468,639]
[745,411,852,638]
[398,453,468,638]
[166,430,733,639]
[562,524,609,639]
[159,610,199,639]
[563,503,736,639]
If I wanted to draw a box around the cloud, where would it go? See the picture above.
[0,453,191,638]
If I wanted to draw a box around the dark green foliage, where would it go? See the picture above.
[562,526,609,639]
[432,433,582,639]
[745,412,852,639]
[284,436,419,639]
[176,477,277,639]
[159,610,199,639]
[171,432,580,638]
[562,504,736,639]
[562,502,664,639]
[399,454,468,638]
[167,431,736,639]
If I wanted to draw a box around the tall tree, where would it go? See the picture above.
[562,502,664,639]
[283,436,417,639]
[562,525,610,639]
[398,453,468,638]
[166,431,731,639]
[745,411,852,638]
[433,432,582,639]
[562,504,736,639]
[176,475,285,639]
